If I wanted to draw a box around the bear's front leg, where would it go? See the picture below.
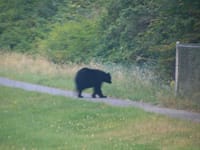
[94,86,107,98]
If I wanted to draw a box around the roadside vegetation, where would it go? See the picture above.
[0,86,200,150]
[0,52,199,112]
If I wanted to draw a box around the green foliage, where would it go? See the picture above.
[100,0,200,80]
[0,0,62,50]
[38,19,100,63]
[0,0,200,80]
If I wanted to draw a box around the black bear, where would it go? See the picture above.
[75,67,112,98]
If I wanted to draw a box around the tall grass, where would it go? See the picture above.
[0,52,199,111]
[101,63,161,102]
[0,52,160,101]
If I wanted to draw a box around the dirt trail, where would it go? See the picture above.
[0,77,200,123]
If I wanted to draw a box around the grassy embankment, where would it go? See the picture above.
[0,52,199,112]
[0,86,200,150]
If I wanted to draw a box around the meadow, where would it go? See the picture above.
[0,86,200,150]
[0,52,199,112]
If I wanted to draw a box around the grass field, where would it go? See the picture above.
[0,86,200,150]
[0,52,199,112]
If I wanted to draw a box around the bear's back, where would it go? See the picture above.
[75,68,106,83]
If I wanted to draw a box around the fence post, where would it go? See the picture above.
[175,41,180,96]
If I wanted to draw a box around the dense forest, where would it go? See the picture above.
[0,0,200,81]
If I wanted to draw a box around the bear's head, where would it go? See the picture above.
[104,73,112,84]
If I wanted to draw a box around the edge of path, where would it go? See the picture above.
[0,77,199,123]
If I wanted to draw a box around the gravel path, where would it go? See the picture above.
[0,77,200,123]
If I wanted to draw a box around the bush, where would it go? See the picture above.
[38,20,100,63]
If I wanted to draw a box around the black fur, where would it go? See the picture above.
[75,68,112,98]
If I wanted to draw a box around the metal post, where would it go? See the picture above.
[175,41,180,96]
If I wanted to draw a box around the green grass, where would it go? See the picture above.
[0,86,200,150]
[0,68,74,90]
